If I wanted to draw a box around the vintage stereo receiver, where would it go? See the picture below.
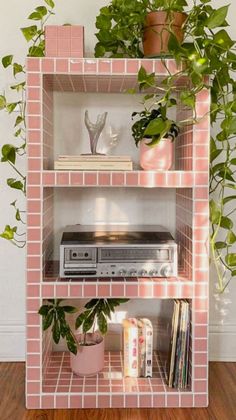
[60,225,178,278]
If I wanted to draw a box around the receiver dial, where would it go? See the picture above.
[160,264,172,277]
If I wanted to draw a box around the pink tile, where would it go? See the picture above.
[27,285,40,298]
[42,58,54,72]
[27,354,40,366]
[195,130,209,145]
[195,352,208,365]
[27,101,40,115]
[27,326,40,339]
[98,60,111,73]
[26,396,40,409]
[112,60,125,73]
[71,172,83,185]
[98,284,110,297]
[194,298,208,311]
[70,284,83,297]
[125,395,138,407]
[70,59,83,73]
[194,394,208,407]
[42,284,54,297]
[28,214,40,228]
[43,172,55,185]
[181,394,193,407]
[126,172,138,186]
[26,313,40,325]
[153,283,165,297]
[56,284,68,297]
[112,395,124,408]
[193,187,208,200]
[98,172,111,186]
[27,73,41,87]
[27,88,40,101]
[27,257,41,270]
[27,381,40,394]
[196,102,210,118]
[56,395,68,409]
[112,283,124,297]
[27,228,41,241]
[194,201,209,214]
[167,172,180,186]
[58,26,71,38]
[167,394,179,407]
[155,61,168,74]
[27,367,40,381]
[142,60,154,73]
[56,172,69,185]
[27,298,40,311]
[84,284,97,297]
[112,173,125,186]
[195,325,208,338]
[56,59,69,72]
[83,395,96,408]
[140,395,152,407]
[181,172,193,186]
[194,380,207,392]
[139,283,153,297]
[195,145,208,159]
[125,284,138,297]
[98,395,110,408]
[196,89,210,102]
[27,340,40,353]
[27,58,40,72]
[28,172,40,185]
[71,26,84,37]
[153,395,165,407]
[28,144,41,157]
[42,395,54,409]
[70,395,83,409]
[84,59,97,73]
[154,172,166,185]
[167,59,178,73]
[127,60,139,73]
[58,38,70,53]
[27,270,40,283]
[84,172,97,185]
[195,311,208,324]
[45,25,58,38]
[28,130,41,143]
[28,116,41,130]
[195,366,207,379]
[194,158,208,172]
[28,159,41,171]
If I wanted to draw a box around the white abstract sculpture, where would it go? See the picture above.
[84,110,108,155]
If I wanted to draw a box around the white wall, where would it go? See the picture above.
[0,0,236,361]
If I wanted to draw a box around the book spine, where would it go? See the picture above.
[123,320,139,378]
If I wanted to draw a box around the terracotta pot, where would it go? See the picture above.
[70,332,104,377]
[143,11,187,57]
[140,137,173,170]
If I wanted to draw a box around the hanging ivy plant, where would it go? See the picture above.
[0,0,55,247]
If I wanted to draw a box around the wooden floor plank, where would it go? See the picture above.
[0,362,235,420]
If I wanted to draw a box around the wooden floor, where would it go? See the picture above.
[0,362,235,420]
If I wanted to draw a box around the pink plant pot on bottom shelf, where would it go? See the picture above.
[70,332,104,377]
[140,138,173,170]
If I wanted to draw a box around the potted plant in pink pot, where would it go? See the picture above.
[39,298,129,377]
[131,104,179,171]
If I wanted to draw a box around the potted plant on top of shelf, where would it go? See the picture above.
[94,0,188,58]
[39,298,129,377]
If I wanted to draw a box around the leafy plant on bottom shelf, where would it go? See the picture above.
[39,298,129,353]
[95,1,236,292]
[0,0,55,247]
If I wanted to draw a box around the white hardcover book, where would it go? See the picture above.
[138,318,153,378]
[123,318,139,378]
[54,161,133,171]
[58,155,132,162]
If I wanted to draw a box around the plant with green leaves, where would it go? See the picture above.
[94,0,188,58]
[39,298,129,353]
[75,298,129,345]
[38,299,78,355]
[0,0,55,247]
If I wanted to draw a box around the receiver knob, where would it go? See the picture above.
[119,269,126,276]
[160,264,172,277]
[140,269,147,277]
[129,269,137,277]
[149,269,158,277]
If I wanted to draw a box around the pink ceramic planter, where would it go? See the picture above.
[70,332,104,377]
[140,137,173,170]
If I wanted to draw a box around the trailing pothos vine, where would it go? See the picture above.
[0,0,55,247]
[96,0,236,292]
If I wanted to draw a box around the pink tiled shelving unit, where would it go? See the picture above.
[26,57,210,409]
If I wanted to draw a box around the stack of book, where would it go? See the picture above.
[123,318,153,378]
[167,299,190,389]
[54,155,133,171]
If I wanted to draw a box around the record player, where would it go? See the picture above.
[60,225,178,278]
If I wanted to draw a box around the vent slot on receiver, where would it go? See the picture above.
[99,248,171,262]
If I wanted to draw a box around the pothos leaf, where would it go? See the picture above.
[44,0,55,8]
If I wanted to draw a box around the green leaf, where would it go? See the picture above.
[225,253,236,267]
[28,12,42,21]
[15,116,24,127]
[66,334,77,355]
[38,305,50,316]
[7,178,24,191]
[52,319,60,344]
[223,196,236,205]
[21,26,38,42]
[96,14,112,30]
[6,102,18,113]
[44,0,55,8]
[210,199,221,224]
[35,6,48,17]
[1,144,16,164]
[206,5,229,29]
[62,306,77,314]
[98,312,107,335]
[0,95,6,110]
[180,91,196,109]
[221,117,236,135]
[10,82,26,92]
[215,241,227,249]
[75,313,85,330]
[0,225,17,240]
[28,45,45,57]
[13,63,24,77]
[2,55,13,68]
[85,299,99,309]
[227,231,236,245]
[15,209,21,221]
[94,43,106,57]
[220,216,233,230]
[213,29,234,50]
[83,313,95,333]
[42,310,54,330]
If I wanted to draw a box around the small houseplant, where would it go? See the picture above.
[95,0,187,58]
[39,298,129,376]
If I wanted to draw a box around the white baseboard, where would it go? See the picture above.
[0,322,25,361]
[209,324,236,362]
[0,323,236,362]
